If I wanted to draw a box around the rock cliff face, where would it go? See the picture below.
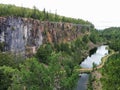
[0,16,90,56]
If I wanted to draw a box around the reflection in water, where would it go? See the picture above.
[80,45,108,68]
[76,45,108,90]
[76,74,89,90]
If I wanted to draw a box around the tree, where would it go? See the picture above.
[92,62,97,71]
[60,43,71,55]
[31,6,37,19]
[0,4,93,25]
[0,52,24,68]
[10,58,52,90]
[43,8,46,20]
[46,11,49,20]
[89,32,97,44]
[82,35,89,43]
[101,53,120,89]
[0,53,14,67]
[0,42,5,51]
[36,44,53,64]
[0,66,16,90]
[48,52,78,90]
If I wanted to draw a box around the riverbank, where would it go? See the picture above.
[76,45,109,90]
[77,48,115,73]
[88,49,115,90]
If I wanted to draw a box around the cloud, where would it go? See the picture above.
[0,0,120,29]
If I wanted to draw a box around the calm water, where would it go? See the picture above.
[76,73,89,90]
[80,45,108,68]
[76,45,108,90]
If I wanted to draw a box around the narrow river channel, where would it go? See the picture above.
[76,45,108,90]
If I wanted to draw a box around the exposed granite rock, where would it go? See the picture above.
[0,16,90,56]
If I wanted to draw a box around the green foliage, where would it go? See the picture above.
[101,53,120,90]
[89,29,104,44]
[89,31,97,44]
[59,42,71,55]
[0,4,93,26]
[101,27,120,41]
[109,39,120,52]
[0,66,16,90]
[100,27,120,51]
[36,43,53,64]
[0,52,24,68]
[0,49,80,90]
[75,38,82,48]
[0,42,5,51]
[92,62,97,71]
[82,35,89,43]
[81,26,88,33]
[87,73,93,90]
[9,53,79,90]
[49,52,79,90]
[0,53,24,89]
[0,53,15,67]
[0,4,103,89]
[10,58,52,90]
[53,37,89,64]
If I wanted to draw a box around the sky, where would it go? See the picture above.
[0,0,120,29]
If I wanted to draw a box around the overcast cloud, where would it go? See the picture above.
[0,0,120,29]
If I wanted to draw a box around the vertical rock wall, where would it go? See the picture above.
[0,16,90,56]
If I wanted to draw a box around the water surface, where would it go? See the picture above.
[76,73,89,90]
[76,45,108,90]
[80,45,108,68]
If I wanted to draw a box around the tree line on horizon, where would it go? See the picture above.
[1,3,120,90]
[0,4,94,28]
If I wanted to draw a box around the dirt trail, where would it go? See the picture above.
[92,71,102,90]
[77,50,115,73]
